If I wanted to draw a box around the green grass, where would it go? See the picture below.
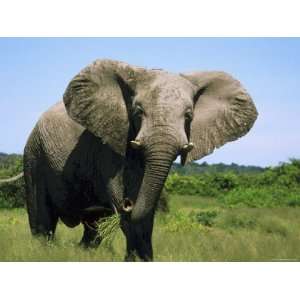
[1,195,300,261]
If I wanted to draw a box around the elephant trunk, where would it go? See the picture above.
[130,135,177,223]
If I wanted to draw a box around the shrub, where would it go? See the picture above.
[0,155,23,179]
[0,180,25,208]
[208,172,238,192]
[166,159,300,200]
[165,173,219,196]
[166,172,241,196]
[190,209,220,227]
[0,155,25,208]
[218,186,300,208]
[287,198,300,207]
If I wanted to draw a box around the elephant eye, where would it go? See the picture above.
[184,110,193,122]
[132,105,144,133]
[133,105,144,118]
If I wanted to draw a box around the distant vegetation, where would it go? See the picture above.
[0,153,24,208]
[167,159,300,208]
[0,152,300,209]
[170,161,264,175]
[0,153,23,179]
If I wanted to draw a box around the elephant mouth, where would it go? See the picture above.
[122,198,134,213]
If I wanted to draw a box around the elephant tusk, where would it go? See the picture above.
[182,142,194,152]
[112,203,119,215]
[130,140,142,149]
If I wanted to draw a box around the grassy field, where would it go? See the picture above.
[1,195,300,261]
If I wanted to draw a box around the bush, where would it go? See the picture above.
[209,172,238,192]
[218,186,300,208]
[166,172,242,196]
[286,198,300,207]
[165,173,219,196]
[0,155,23,179]
[0,180,25,208]
[166,159,300,200]
[190,209,220,227]
[250,159,300,188]
[0,154,25,208]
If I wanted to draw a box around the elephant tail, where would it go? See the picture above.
[0,172,24,185]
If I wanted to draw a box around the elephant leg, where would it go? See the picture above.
[124,229,138,262]
[79,222,102,248]
[35,200,59,241]
[24,161,58,240]
[135,222,154,262]
[123,227,153,262]
[30,190,58,240]
[121,213,154,262]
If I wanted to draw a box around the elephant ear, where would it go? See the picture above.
[63,59,143,156]
[181,71,258,164]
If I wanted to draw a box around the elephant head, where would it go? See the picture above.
[63,59,257,225]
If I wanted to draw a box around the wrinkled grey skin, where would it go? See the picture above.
[23,59,257,261]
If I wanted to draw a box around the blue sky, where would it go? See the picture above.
[0,38,299,167]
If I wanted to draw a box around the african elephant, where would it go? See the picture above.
[23,59,257,261]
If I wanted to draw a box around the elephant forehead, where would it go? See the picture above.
[139,72,195,107]
[154,73,195,94]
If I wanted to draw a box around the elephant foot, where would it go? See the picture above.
[124,250,153,262]
[124,251,137,262]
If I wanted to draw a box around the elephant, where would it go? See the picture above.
[23,59,257,261]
